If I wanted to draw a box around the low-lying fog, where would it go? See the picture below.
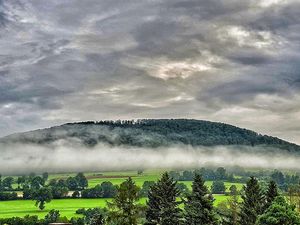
[1,140,300,174]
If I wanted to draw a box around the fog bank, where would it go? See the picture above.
[1,140,300,175]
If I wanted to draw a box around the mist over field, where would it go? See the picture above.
[1,140,300,175]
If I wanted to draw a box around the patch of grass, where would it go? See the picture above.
[0,195,230,219]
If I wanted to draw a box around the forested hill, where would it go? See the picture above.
[1,119,300,152]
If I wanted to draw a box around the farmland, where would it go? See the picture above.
[0,170,244,219]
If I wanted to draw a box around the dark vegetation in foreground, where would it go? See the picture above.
[2,119,300,151]
[1,168,300,224]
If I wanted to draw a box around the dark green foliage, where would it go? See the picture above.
[240,177,264,225]
[256,196,300,225]
[66,176,79,190]
[48,179,69,199]
[2,177,14,190]
[75,172,88,190]
[81,185,103,198]
[32,187,53,210]
[184,174,217,225]
[76,207,107,225]
[44,209,60,224]
[108,177,143,225]
[140,181,155,197]
[264,181,279,211]
[145,172,182,225]
[51,185,69,199]
[0,215,39,225]
[176,183,189,196]
[17,176,26,189]
[211,181,226,194]
[4,119,300,152]
[215,167,227,180]
[42,172,48,181]
[0,191,18,200]
[271,170,285,188]
[81,181,117,198]
[229,185,238,195]
[100,181,117,198]
[30,176,45,189]
[70,217,85,225]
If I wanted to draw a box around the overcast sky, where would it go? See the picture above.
[0,0,300,144]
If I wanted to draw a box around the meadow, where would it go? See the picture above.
[0,170,245,219]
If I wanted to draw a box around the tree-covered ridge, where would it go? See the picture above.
[2,119,300,152]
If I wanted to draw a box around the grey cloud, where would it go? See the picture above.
[0,0,300,145]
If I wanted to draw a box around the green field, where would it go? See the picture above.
[0,195,233,219]
[0,170,245,219]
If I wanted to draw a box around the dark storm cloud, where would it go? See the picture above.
[0,0,300,144]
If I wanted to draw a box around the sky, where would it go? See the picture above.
[0,0,300,144]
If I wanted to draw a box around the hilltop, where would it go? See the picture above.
[1,119,299,153]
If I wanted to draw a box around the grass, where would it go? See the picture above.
[0,195,231,219]
[0,170,245,219]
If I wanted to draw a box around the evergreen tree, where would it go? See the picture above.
[240,177,264,225]
[108,177,142,225]
[264,180,279,211]
[256,196,300,225]
[145,172,182,225]
[184,174,218,225]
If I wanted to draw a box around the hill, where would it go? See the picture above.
[1,119,299,153]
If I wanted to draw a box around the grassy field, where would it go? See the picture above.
[0,170,245,219]
[0,195,233,219]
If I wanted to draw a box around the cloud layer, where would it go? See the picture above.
[0,0,300,144]
[1,141,300,175]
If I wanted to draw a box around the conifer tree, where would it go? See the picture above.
[240,177,264,225]
[108,177,142,225]
[184,173,218,225]
[257,196,300,225]
[264,180,278,211]
[145,172,182,225]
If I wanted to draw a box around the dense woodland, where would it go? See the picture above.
[2,119,300,152]
[1,168,300,224]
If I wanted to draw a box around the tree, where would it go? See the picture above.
[51,185,69,199]
[227,192,240,225]
[44,209,60,224]
[240,177,264,225]
[30,176,45,189]
[211,181,226,194]
[66,177,79,190]
[256,196,300,225]
[271,170,285,188]
[287,184,300,212]
[145,172,182,225]
[264,180,278,211]
[229,185,238,195]
[184,173,218,225]
[90,213,105,225]
[101,181,117,198]
[216,167,227,180]
[17,176,26,189]
[176,183,189,196]
[2,177,14,190]
[140,181,155,197]
[108,177,143,225]
[42,172,49,181]
[75,173,88,190]
[32,187,53,210]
